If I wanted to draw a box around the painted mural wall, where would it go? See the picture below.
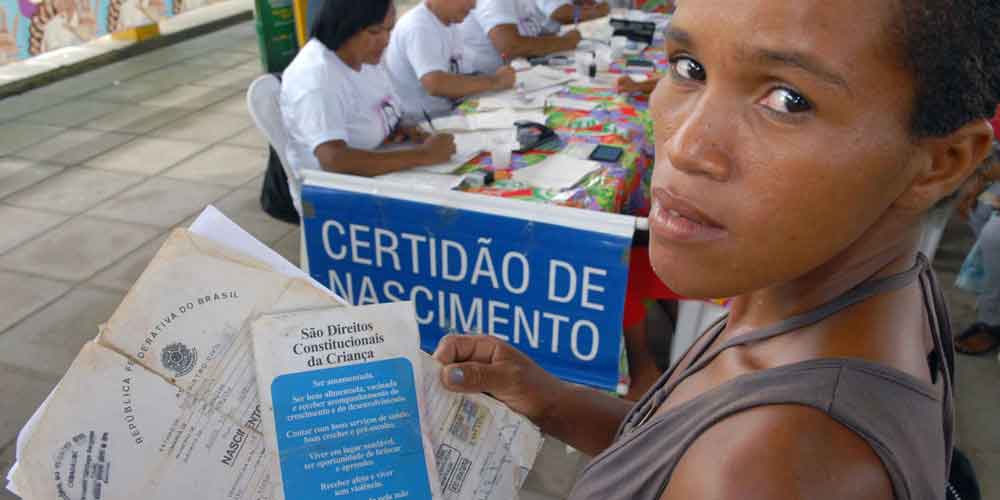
[0,0,224,64]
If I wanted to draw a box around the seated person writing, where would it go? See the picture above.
[385,0,516,118]
[280,0,456,196]
[458,0,594,74]
[434,0,1000,498]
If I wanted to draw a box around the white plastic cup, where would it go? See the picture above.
[595,47,613,72]
[490,145,512,169]
[575,50,594,76]
[611,36,628,59]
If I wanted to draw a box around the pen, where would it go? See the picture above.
[423,110,436,133]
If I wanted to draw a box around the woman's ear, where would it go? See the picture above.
[894,119,995,212]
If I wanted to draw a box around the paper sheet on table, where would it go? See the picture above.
[410,131,509,174]
[547,96,601,112]
[476,90,547,111]
[515,65,574,94]
[512,154,604,191]
[427,114,473,132]
[568,17,615,42]
[430,109,547,132]
[6,207,542,500]
[377,171,465,190]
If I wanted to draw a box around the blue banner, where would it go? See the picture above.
[302,185,633,391]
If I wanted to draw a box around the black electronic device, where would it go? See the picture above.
[626,58,655,69]
[609,18,656,45]
[514,120,558,152]
[588,144,624,163]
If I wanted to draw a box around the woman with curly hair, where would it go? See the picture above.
[433,0,1000,498]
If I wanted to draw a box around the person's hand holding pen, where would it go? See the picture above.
[562,29,583,49]
[492,66,517,91]
[386,125,430,144]
[420,133,457,164]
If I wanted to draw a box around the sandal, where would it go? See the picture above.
[955,323,1000,355]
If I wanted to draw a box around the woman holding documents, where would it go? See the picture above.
[435,0,1000,498]
[280,0,456,178]
[385,0,517,118]
[457,0,602,74]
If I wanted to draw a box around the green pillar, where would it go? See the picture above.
[254,0,298,74]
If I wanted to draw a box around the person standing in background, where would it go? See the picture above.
[954,133,1000,355]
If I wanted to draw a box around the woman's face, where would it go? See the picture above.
[648,0,923,299]
[355,5,396,65]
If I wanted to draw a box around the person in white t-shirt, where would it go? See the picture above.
[385,0,516,118]
[459,0,610,74]
[280,0,456,181]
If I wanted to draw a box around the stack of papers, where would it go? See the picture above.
[376,171,466,190]
[426,114,473,132]
[547,96,601,112]
[477,90,547,110]
[515,65,575,94]
[4,207,544,500]
[512,154,604,191]
[426,109,547,132]
[569,17,616,42]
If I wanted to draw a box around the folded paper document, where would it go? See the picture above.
[5,207,542,500]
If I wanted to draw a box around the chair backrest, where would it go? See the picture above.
[920,197,957,262]
[247,74,303,213]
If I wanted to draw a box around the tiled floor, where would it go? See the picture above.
[0,23,299,499]
[1,11,998,500]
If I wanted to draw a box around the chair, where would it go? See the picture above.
[919,198,957,262]
[246,74,303,215]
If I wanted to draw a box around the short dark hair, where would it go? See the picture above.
[894,0,1000,137]
[310,0,392,52]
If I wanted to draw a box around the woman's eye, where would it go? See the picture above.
[760,87,812,114]
[670,57,705,82]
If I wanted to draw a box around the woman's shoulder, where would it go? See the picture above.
[662,404,894,500]
[282,43,352,97]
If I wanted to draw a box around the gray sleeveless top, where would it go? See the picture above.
[569,256,955,500]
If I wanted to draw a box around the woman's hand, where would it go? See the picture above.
[419,133,457,164]
[404,125,431,144]
[386,125,430,145]
[617,75,642,93]
[433,335,565,425]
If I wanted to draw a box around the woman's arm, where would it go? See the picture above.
[421,66,516,100]
[550,2,611,25]
[488,25,582,59]
[433,334,632,456]
[313,135,456,177]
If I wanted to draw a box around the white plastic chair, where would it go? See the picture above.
[246,74,303,215]
[919,198,957,262]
